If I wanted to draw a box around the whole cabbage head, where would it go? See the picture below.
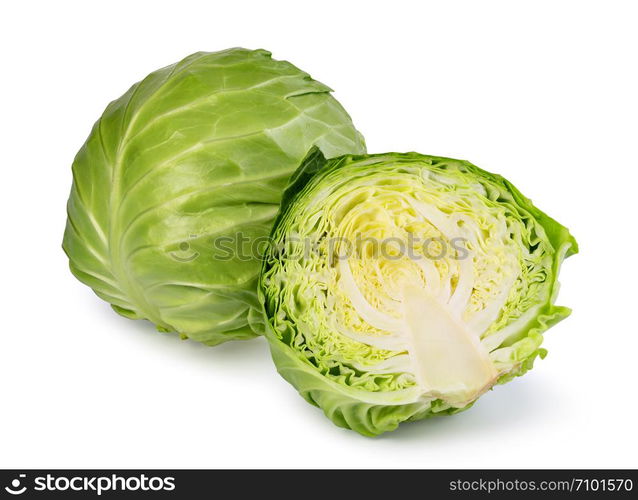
[63,49,366,345]
[259,148,577,436]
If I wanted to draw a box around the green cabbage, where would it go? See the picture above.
[260,148,577,436]
[63,49,365,345]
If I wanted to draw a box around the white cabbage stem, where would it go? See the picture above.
[338,258,498,406]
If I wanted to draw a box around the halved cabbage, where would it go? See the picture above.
[259,148,577,436]
[63,49,365,345]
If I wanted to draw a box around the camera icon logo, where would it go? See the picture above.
[4,474,27,495]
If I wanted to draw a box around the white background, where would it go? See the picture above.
[2,0,637,469]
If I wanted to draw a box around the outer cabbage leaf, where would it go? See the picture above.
[63,49,366,345]
[259,148,577,436]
